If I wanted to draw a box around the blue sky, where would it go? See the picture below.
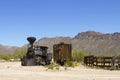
[0,0,120,47]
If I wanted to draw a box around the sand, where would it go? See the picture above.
[0,62,120,80]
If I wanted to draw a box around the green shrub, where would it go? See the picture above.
[0,54,12,61]
[74,61,80,66]
[72,50,85,62]
[64,61,74,67]
[13,48,27,59]
[0,48,27,61]
[45,62,60,70]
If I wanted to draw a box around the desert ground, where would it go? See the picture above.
[0,62,120,80]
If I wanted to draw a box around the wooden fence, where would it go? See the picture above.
[84,55,120,68]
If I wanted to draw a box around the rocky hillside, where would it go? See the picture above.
[75,31,120,40]
[0,44,18,55]
[1,31,120,56]
[34,37,72,52]
[35,31,120,56]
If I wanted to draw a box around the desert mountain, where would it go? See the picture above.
[1,31,120,56]
[0,44,18,55]
[35,31,120,56]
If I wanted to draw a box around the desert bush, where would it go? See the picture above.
[64,61,75,67]
[73,61,80,66]
[0,54,12,61]
[45,62,60,70]
[114,53,120,57]
[12,48,27,59]
[72,50,85,62]
[0,48,27,61]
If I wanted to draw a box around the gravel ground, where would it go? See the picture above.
[0,62,120,80]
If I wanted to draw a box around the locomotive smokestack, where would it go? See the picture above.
[27,37,36,48]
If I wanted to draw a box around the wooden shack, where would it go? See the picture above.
[53,42,72,63]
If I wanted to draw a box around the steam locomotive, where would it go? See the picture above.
[21,37,52,66]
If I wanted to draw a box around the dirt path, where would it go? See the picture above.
[0,62,120,80]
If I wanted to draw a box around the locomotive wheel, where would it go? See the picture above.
[21,56,35,66]
[35,56,42,65]
[21,56,27,66]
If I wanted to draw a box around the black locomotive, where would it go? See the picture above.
[21,37,52,66]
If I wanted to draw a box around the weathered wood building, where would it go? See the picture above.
[53,42,72,64]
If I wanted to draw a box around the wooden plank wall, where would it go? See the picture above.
[53,42,72,62]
